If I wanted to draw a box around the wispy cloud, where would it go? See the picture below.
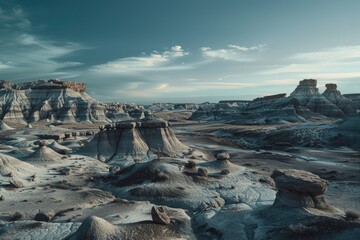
[262,45,360,78]
[200,44,265,62]
[0,6,84,80]
[0,6,31,30]
[292,46,360,62]
[190,82,256,89]
[90,45,190,74]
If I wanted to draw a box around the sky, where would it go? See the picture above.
[1,0,360,104]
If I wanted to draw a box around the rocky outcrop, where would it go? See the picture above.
[191,79,358,124]
[0,80,111,124]
[271,169,329,209]
[80,116,189,166]
[290,79,346,118]
[322,83,358,115]
[0,79,86,92]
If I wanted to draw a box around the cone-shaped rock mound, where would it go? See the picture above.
[27,141,63,162]
[67,216,120,240]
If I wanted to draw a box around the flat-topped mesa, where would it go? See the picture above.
[32,80,86,92]
[0,79,116,124]
[299,79,318,87]
[253,93,287,102]
[325,83,337,90]
[0,79,86,92]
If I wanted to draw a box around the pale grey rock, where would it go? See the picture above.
[9,177,24,188]
[271,169,329,209]
[79,118,188,166]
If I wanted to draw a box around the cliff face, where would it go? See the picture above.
[0,80,107,123]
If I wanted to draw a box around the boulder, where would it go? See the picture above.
[151,206,171,225]
[216,152,230,161]
[198,168,208,177]
[271,169,329,209]
[34,212,53,222]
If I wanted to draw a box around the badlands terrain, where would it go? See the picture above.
[0,79,359,240]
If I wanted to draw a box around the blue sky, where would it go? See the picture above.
[1,0,360,103]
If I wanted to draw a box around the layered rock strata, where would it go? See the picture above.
[80,118,189,166]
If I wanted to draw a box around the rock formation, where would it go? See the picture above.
[80,116,189,166]
[0,79,144,124]
[151,206,171,225]
[26,141,63,162]
[289,79,346,118]
[322,83,358,115]
[271,169,329,209]
[190,79,359,124]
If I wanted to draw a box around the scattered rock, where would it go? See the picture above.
[198,168,208,177]
[34,211,53,222]
[151,206,171,225]
[216,152,230,161]
[185,160,196,169]
[221,169,230,175]
[109,165,121,175]
[59,167,71,175]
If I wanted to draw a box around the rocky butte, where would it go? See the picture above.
[0,79,145,124]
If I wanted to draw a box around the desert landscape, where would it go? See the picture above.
[0,78,359,240]
[1,1,360,239]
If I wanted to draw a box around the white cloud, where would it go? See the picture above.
[0,6,84,80]
[90,45,190,73]
[201,44,265,62]
[292,46,360,62]
[262,45,360,78]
